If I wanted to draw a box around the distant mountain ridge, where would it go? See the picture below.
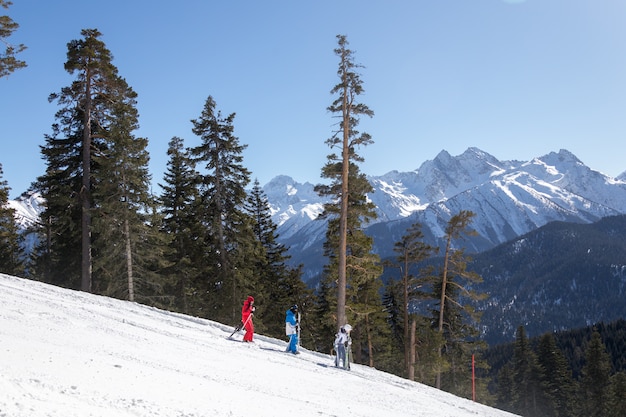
[263,148,626,281]
[471,214,626,345]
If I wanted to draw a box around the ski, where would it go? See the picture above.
[296,311,301,348]
[227,313,252,339]
[227,321,243,339]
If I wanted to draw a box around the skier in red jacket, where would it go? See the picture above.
[241,296,255,342]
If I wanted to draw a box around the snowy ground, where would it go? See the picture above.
[0,274,518,417]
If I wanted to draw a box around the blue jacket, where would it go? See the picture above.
[285,309,298,335]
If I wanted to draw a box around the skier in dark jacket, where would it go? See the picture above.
[285,305,300,354]
[241,296,255,342]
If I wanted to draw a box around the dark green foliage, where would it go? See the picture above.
[510,326,552,417]
[309,274,338,354]
[0,165,25,276]
[495,364,515,413]
[34,29,125,291]
[427,211,488,392]
[381,279,405,376]
[90,75,163,302]
[535,333,576,417]
[0,0,27,78]
[32,28,167,307]
[387,221,436,378]
[188,95,260,323]
[610,371,626,417]
[33,110,84,288]
[159,136,203,315]
[580,331,612,417]
[486,321,626,417]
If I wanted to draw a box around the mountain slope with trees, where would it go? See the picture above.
[470,215,626,345]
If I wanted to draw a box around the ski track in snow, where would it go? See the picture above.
[0,274,518,417]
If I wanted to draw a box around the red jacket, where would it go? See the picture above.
[241,296,254,322]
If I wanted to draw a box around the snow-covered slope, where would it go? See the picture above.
[0,274,517,417]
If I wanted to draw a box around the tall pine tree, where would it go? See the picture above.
[159,136,203,315]
[90,74,162,303]
[189,95,260,323]
[316,34,374,331]
[35,29,131,292]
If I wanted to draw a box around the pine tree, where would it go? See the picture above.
[510,325,548,417]
[536,333,576,417]
[431,210,487,390]
[317,34,374,331]
[609,371,626,417]
[189,95,259,323]
[33,121,83,288]
[0,0,26,78]
[496,364,515,413]
[580,330,612,417]
[316,161,385,367]
[0,165,25,276]
[90,75,163,303]
[382,279,406,376]
[35,29,125,291]
[159,136,203,315]
[390,221,436,379]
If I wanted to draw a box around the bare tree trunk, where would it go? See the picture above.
[436,234,453,389]
[366,314,375,367]
[403,253,410,377]
[409,318,416,381]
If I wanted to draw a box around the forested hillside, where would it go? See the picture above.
[481,319,626,417]
[470,215,626,345]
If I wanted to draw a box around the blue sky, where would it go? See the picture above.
[2,0,625,199]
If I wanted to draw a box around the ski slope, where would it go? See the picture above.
[0,274,518,417]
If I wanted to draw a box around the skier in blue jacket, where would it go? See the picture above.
[285,305,300,354]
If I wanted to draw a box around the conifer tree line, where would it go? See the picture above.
[490,325,626,417]
[2,23,623,415]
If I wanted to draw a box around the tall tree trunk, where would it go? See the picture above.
[436,234,453,389]
[366,313,374,367]
[337,69,349,330]
[409,318,416,381]
[124,218,134,302]
[403,253,410,377]
[81,67,92,293]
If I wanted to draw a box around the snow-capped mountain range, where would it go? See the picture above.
[263,148,626,281]
[9,147,626,283]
